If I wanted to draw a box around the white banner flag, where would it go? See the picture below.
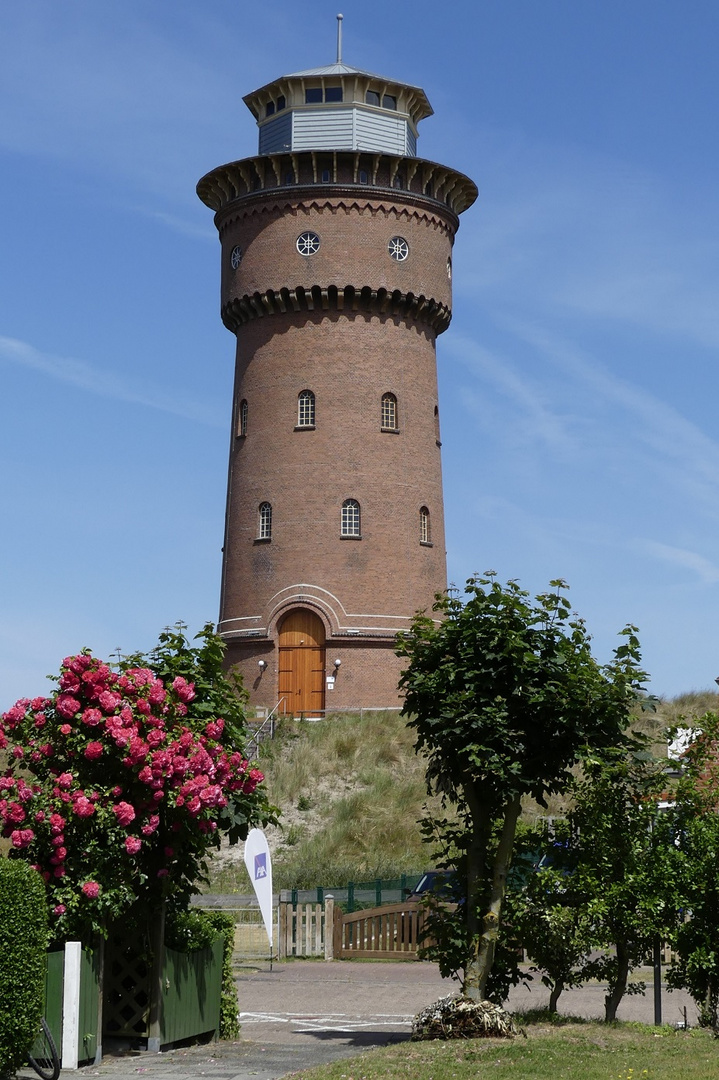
[244,828,273,949]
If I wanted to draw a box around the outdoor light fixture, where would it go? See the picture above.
[258,660,267,670]
[334,658,341,669]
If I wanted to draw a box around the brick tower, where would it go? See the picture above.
[197,26,476,715]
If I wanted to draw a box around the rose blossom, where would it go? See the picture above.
[112,801,136,827]
[81,708,103,728]
[172,676,195,704]
[84,741,103,760]
[82,881,100,898]
[125,836,142,854]
[57,695,81,718]
[60,724,72,735]
[73,796,95,818]
[53,904,66,916]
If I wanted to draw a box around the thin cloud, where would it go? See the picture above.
[0,336,222,427]
[446,333,577,454]
[638,540,719,585]
[496,319,719,507]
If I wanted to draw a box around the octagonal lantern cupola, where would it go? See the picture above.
[243,21,432,158]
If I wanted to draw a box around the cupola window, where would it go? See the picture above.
[325,86,343,102]
[305,87,323,104]
[365,90,381,107]
[383,94,397,110]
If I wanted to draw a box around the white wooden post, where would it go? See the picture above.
[324,895,334,961]
[62,941,82,1069]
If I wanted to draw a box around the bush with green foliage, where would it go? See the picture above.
[0,860,48,1076]
[0,623,276,942]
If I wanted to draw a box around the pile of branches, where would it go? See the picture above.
[411,995,521,1041]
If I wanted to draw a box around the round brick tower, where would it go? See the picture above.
[197,40,476,716]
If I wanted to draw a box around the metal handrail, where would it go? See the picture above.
[247,697,286,755]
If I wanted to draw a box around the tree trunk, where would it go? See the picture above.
[463,794,522,1002]
[604,942,630,1022]
[549,979,564,1013]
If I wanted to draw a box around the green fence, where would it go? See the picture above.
[161,937,223,1046]
[281,873,424,913]
[44,950,64,1053]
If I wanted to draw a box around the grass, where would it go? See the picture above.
[200,690,719,893]
[202,709,447,892]
[283,1021,718,1080]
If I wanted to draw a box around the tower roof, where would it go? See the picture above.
[243,55,433,158]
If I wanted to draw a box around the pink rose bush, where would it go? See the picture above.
[0,625,274,941]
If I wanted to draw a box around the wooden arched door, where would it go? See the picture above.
[277,609,326,716]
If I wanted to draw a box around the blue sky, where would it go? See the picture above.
[2,0,719,706]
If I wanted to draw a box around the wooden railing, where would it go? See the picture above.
[332,901,423,960]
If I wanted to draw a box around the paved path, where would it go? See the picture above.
[50,959,698,1080]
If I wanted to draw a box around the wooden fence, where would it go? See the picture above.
[332,901,422,960]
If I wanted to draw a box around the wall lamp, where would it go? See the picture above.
[333,658,341,669]
[258,660,267,671]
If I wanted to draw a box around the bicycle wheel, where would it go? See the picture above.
[27,1017,60,1080]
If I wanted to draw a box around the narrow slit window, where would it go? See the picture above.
[238,398,248,437]
[381,392,398,431]
[297,390,315,427]
[258,502,272,540]
[420,506,431,544]
[341,499,361,537]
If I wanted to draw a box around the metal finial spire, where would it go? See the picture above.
[336,13,343,64]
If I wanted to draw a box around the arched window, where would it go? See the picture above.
[381,392,398,431]
[237,399,248,438]
[420,506,431,545]
[341,499,361,538]
[258,502,272,540]
[297,390,315,427]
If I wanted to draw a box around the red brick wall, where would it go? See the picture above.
[213,180,458,710]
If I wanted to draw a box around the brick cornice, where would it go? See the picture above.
[221,283,451,333]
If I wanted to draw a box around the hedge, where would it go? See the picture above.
[0,860,48,1076]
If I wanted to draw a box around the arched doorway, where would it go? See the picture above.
[277,609,326,716]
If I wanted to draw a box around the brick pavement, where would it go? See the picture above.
[39,959,698,1080]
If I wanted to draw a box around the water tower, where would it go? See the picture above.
[197,20,476,714]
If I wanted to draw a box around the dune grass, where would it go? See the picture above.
[285,1020,717,1080]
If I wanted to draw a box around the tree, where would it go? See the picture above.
[560,747,680,1022]
[397,574,649,1002]
[510,823,593,1012]
[0,623,276,941]
[666,712,719,1029]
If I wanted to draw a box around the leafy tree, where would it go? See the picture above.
[666,712,719,1029]
[397,574,649,1002]
[510,824,593,1012]
[562,747,680,1022]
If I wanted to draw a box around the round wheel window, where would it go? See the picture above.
[230,246,243,270]
[297,231,321,256]
[388,236,409,262]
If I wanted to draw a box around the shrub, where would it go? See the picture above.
[0,860,48,1076]
[0,624,275,942]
